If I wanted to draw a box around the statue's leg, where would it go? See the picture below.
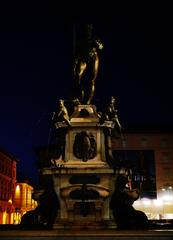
[86,55,99,104]
[86,84,95,105]
[75,62,87,103]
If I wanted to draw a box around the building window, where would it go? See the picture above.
[122,138,127,148]
[163,168,171,180]
[113,149,156,198]
[160,139,168,148]
[140,138,148,147]
[161,152,171,164]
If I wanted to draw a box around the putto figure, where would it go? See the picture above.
[100,96,122,136]
[105,96,122,132]
[52,99,71,127]
[51,99,71,161]
[73,24,103,104]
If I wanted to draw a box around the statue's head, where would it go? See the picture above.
[59,99,64,107]
[116,174,129,189]
[95,38,103,50]
[85,24,93,34]
[110,96,115,104]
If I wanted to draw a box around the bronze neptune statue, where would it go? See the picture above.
[73,24,103,104]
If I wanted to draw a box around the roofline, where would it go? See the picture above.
[0,147,18,162]
[123,124,173,134]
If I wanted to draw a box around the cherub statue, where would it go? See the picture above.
[52,99,71,127]
[100,96,122,136]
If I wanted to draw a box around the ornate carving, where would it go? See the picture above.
[73,131,96,161]
[69,174,100,184]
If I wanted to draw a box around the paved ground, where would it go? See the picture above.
[0,229,173,240]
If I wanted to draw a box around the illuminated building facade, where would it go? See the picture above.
[0,149,16,224]
[112,129,173,220]
[13,182,37,224]
[0,148,37,224]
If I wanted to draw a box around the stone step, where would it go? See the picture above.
[0,229,173,240]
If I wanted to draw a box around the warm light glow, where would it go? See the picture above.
[2,211,7,224]
[164,213,173,219]
[164,201,173,206]
[16,185,20,193]
[141,198,151,205]
[153,199,163,206]
[11,213,14,224]
[14,211,22,225]
[8,199,12,204]
[132,197,173,220]
[162,194,173,201]
[133,200,141,206]
[15,184,21,199]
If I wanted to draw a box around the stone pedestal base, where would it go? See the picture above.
[53,219,117,230]
[42,167,116,229]
[40,105,117,229]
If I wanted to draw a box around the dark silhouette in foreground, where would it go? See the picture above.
[110,174,148,230]
[20,177,59,229]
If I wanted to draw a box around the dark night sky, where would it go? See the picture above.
[0,3,173,184]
